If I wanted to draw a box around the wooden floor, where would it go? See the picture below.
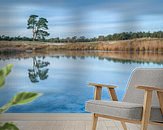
[0,113,140,130]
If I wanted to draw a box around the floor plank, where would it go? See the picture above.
[0,113,136,130]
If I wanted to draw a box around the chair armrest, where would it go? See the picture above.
[88,82,117,89]
[137,86,163,118]
[137,86,163,92]
[89,82,118,101]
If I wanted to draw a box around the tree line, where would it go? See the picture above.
[1,31,163,43]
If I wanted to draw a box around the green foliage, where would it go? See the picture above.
[0,35,33,41]
[27,14,49,41]
[0,64,42,130]
[0,92,41,113]
[1,31,163,42]
[27,15,38,29]
[36,18,48,30]
[10,92,41,106]
[37,30,50,40]
[0,64,13,88]
[0,64,13,77]
[0,122,19,130]
[0,102,12,113]
[0,76,5,88]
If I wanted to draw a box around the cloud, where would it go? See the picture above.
[0,0,163,37]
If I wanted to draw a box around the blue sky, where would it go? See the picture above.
[0,0,163,38]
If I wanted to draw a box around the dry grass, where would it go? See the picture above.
[0,38,163,53]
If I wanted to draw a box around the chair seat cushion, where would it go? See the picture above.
[85,100,163,122]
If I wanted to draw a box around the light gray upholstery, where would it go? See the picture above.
[86,100,163,122]
[86,100,143,120]
[85,68,163,123]
[123,68,163,107]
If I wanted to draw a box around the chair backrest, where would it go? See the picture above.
[123,68,163,107]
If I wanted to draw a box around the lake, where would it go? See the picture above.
[0,51,163,113]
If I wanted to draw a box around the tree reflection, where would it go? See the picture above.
[28,57,50,83]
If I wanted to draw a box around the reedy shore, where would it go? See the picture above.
[0,38,163,53]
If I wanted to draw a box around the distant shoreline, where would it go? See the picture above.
[0,38,163,53]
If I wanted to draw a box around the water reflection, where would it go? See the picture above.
[0,51,163,113]
[0,51,163,65]
[49,52,163,65]
[28,57,50,83]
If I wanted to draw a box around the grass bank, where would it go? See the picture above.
[0,38,163,53]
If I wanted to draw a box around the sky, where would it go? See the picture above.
[0,0,163,38]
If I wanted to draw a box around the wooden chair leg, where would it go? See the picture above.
[157,91,163,114]
[141,90,152,130]
[121,121,127,130]
[92,114,98,130]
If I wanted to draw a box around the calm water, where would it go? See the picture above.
[0,52,163,113]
